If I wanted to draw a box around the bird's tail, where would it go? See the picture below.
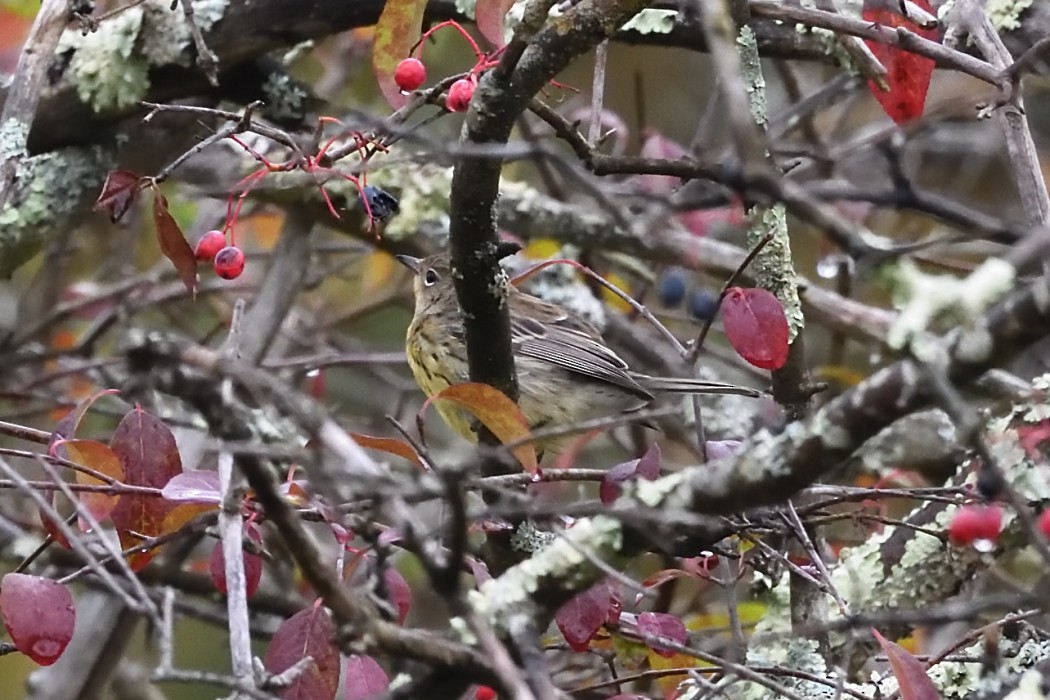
[637,375,762,398]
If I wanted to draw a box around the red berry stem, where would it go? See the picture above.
[414,20,485,61]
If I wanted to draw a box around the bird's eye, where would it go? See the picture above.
[424,268,439,286]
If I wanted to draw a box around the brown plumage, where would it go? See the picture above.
[401,253,760,443]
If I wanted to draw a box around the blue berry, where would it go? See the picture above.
[656,268,687,307]
[688,288,719,321]
[359,185,399,222]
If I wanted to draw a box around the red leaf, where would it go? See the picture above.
[372,0,427,109]
[475,0,514,47]
[555,580,614,651]
[872,629,942,700]
[151,189,198,294]
[637,612,687,658]
[862,0,940,124]
[161,470,222,504]
[93,170,142,222]
[345,654,389,700]
[109,407,183,570]
[599,443,661,505]
[721,287,789,370]
[0,574,76,666]
[264,605,340,700]
[209,524,264,598]
[382,566,411,625]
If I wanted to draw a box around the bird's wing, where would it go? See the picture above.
[509,295,654,401]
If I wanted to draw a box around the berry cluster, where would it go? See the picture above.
[393,21,503,113]
[948,504,1001,548]
[194,230,246,280]
[657,267,719,321]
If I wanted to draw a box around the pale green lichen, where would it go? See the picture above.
[61,8,149,112]
[58,0,230,113]
[454,0,477,18]
[510,521,556,554]
[621,9,676,34]
[738,26,768,128]
[0,119,29,160]
[633,471,685,508]
[747,205,803,342]
[261,72,309,122]
[139,0,226,66]
[0,145,110,275]
[469,515,623,628]
[794,25,857,73]
[985,0,1033,32]
[708,638,843,699]
[882,257,1016,351]
[368,163,454,242]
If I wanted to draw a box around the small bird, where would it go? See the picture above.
[399,253,760,445]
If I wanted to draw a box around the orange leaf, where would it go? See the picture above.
[151,189,197,295]
[350,432,425,471]
[372,0,426,109]
[63,439,124,527]
[161,503,217,533]
[425,383,538,473]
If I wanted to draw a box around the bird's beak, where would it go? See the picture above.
[395,254,421,272]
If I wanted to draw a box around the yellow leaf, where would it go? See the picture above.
[359,251,397,294]
[372,0,427,109]
[684,601,766,632]
[243,210,285,249]
[647,650,700,699]
[427,383,538,473]
[522,238,561,260]
[813,365,867,387]
[600,273,633,314]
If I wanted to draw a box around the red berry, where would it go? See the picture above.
[394,57,427,92]
[948,507,982,546]
[475,686,497,700]
[213,246,246,279]
[1040,510,1050,539]
[446,78,475,112]
[194,230,226,261]
[949,505,1002,546]
[978,504,1003,541]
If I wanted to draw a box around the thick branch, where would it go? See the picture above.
[449,0,653,398]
